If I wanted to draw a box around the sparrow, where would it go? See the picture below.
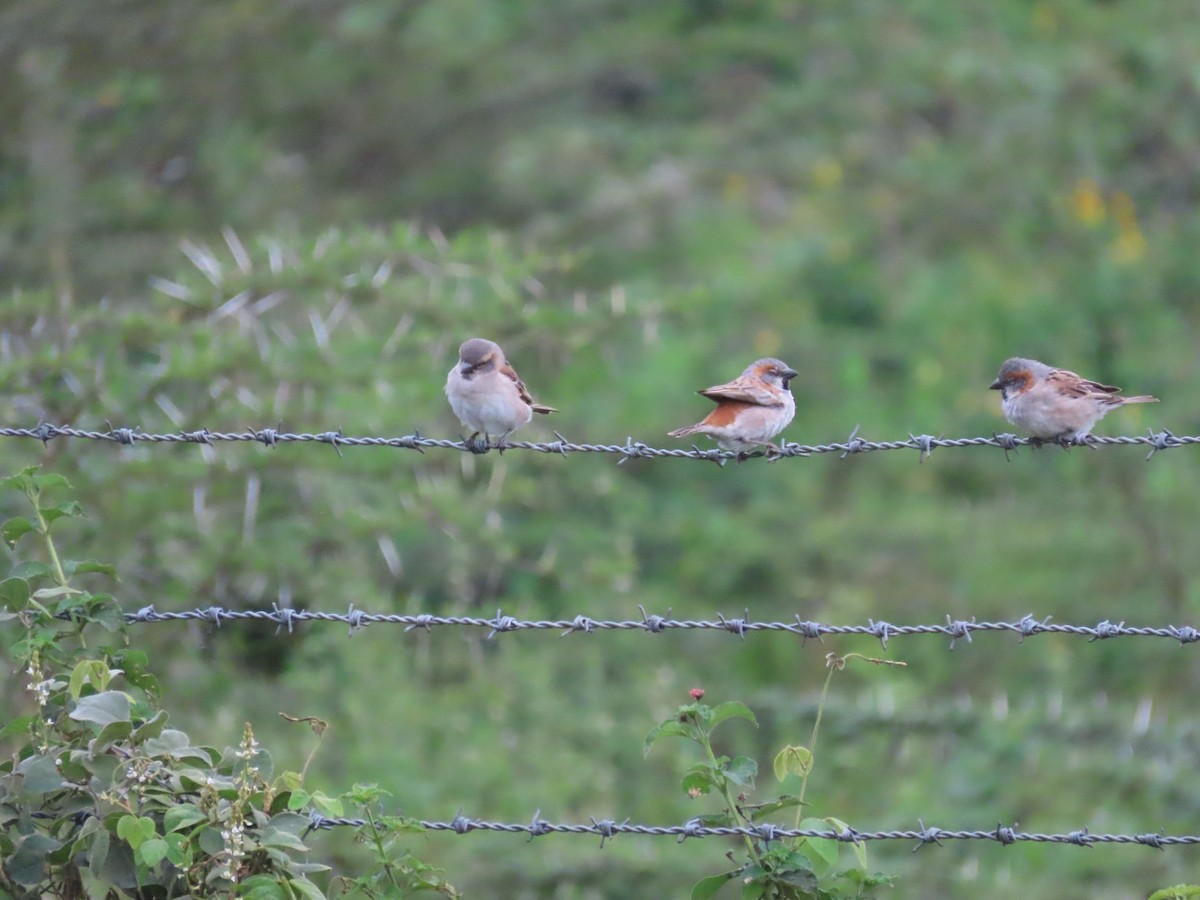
[668,357,799,454]
[989,357,1157,441]
[445,338,556,451]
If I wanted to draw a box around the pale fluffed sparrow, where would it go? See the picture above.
[989,356,1157,441]
[446,338,556,451]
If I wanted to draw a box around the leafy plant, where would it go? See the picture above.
[329,784,458,899]
[0,466,455,897]
[646,667,899,899]
[1150,887,1200,900]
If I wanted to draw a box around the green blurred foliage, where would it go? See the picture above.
[2,0,1200,896]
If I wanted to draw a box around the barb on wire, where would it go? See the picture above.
[301,811,1200,850]
[81,606,1200,648]
[1,424,1197,463]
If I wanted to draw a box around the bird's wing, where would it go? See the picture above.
[500,361,557,414]
[699,375,782,407]
[1046,368,1121,398]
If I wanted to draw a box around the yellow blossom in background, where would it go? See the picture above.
[811,157,843,190]
[753,328,782,357]
[1070,177,1105,227]
[722,172,749,202]
[1031,2,1057,37]
[1108,191,1146,264]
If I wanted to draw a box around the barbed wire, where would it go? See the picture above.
[1,423,1197,463]
[302,811,1200,851]
[92,605,1200,649]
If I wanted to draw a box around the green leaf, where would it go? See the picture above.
[260,826,310,852]
[643,719,694,755]
[91,835,138,889]
[710,701,758,730]
[88,601,127,634]
[241,875,288,899]
[772,865,820,891]
[0,576,30,606]
[116,814,157,850]
[287,877,327,900]
[797,817,842,873]
[15,754,66,794]
[0,468,38,492]
[2,517,36,547]
[375,815,427,834]
[824,816,866,869]
[198,825,225,856]
[32,473,71,491]
[32,586,81,601]
[8,832,62,885]
[164,803,207,833]
[64,559,117,578]
[287,789,312,810]
[681,764,718,795]
[740,877,765,900]
[309,790,345,816]
[831,868,895,890]
[132,710,169,742]
[87,825,111,873]
[0,714,34,740]
[690,812,736,829]
[138,837,168,868]
[78,752,120,784]
[743,795,804,818]
[116,650,158,695]
[692,872,737,899]
[773,745,812,782]
[1149,887,1200,900]
[725,756,757,787]
[10,560,52,580]
[344,783,391,805]
[46,837,75,866]
[40,500,82,524]
[57,754,91,783]
[69,660,115,699]
[93,719,133,751]
[164,832,191,866]
[70,691,132,727]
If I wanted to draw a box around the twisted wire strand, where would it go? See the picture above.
[93,606,1200,648]
[303,811,1200,850]
[1,423,1195,463]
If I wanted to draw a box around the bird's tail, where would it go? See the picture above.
[532,404,557,415]
[1118,395,1158,405]
[667,423,703,438]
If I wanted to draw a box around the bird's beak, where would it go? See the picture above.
[988,378,1002,391]
[783,368,799,382]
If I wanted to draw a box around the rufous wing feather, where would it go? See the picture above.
[1048,368,1157,404]
[1047,368,1120,398]
[500,361,556,414]
[698,377,782,407]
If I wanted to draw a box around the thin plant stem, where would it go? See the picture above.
[795,662,836,829]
